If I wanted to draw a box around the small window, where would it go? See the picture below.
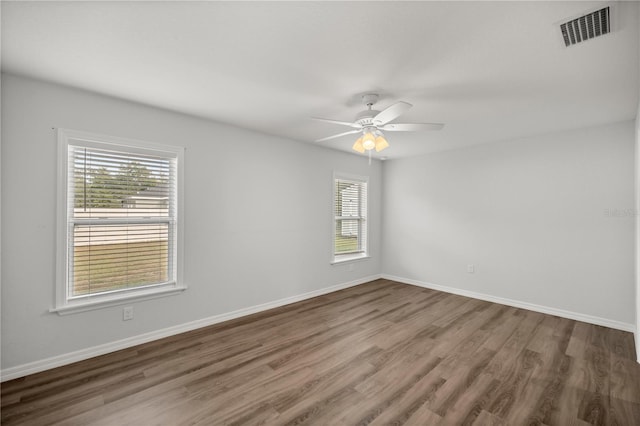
[333,173,368,263]
[55,129,184,314]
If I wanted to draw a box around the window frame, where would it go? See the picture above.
[54,129,185,315]
[332,172,369,264]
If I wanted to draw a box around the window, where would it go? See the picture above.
[333,173,368,263]
[55,129,184,314]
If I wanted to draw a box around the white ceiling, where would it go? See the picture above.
[2,1,638,159]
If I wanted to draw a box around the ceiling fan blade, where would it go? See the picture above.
[380,123,444,131]
[315,129,361,142]
[312,117,361,129]
[372,101,412,125]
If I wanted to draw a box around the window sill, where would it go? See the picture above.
[331,253,370,265]
[51,285,186,315]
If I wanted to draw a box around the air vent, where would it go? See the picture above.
[560,7,610,47]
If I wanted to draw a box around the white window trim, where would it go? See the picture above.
[332,172,369,265]
[54,128,185,315]
[330,253,371,265]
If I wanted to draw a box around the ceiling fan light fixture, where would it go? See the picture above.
[362,132,376,151]
[374,135,389,152]
[352,137,365,153]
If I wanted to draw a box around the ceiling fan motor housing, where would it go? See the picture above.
[355,109,380,126]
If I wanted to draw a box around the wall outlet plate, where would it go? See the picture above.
[123,306,134,321]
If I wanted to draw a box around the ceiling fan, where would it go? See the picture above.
[313,94,444,154]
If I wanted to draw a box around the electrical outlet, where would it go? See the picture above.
[123,306,134,321]
[348,263,355,272]
[467,264,475,273]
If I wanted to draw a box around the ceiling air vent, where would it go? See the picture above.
[560,6,610,47]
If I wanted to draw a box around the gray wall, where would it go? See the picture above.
[636,5,640,360]
[636,107,640,359]
[1,74,382,370]
[382,121,636,326]
[2,72,637,373]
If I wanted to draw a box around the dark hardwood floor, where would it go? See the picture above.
[2,279,640,425]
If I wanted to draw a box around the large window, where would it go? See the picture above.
[333,174,368,263]
[56,129,184,313]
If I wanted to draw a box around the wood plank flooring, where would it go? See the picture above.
[2,279,640,425]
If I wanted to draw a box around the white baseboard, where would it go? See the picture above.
[1,274,381,382]
[382,274,636,333]
[3,273,635,380]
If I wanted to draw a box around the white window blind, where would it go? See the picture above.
[57,129,184,312]
[334,176,367,259]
